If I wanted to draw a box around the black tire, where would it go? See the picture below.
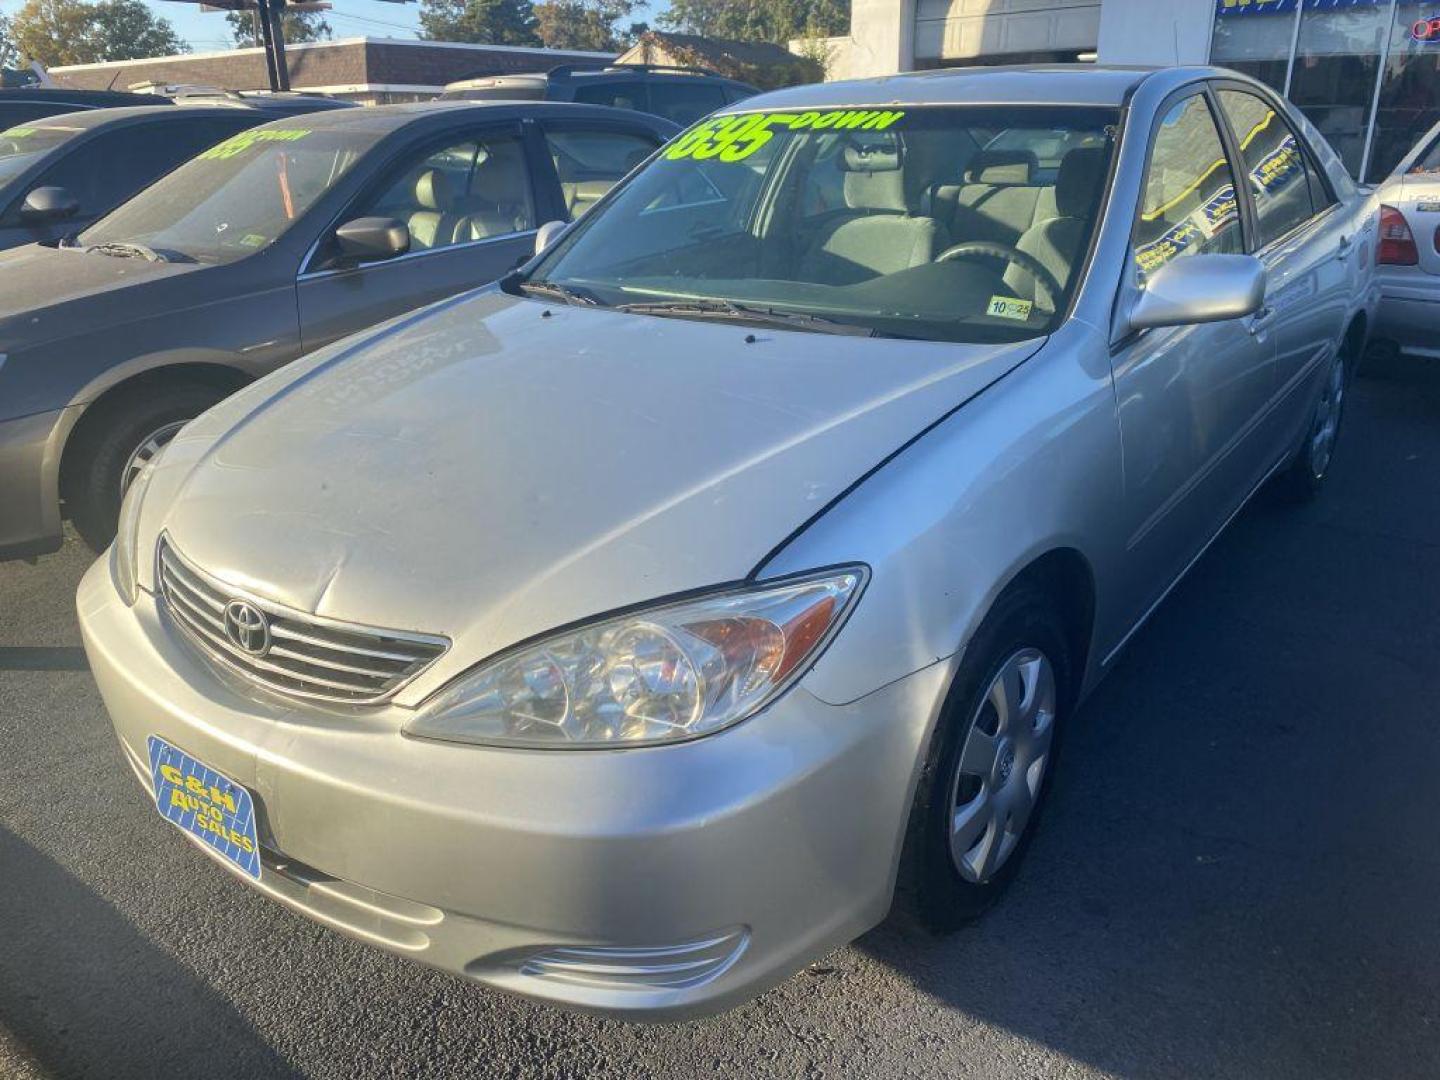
[1274,341,1350,504]
[66,383,224,552]
[896,584,1072,932]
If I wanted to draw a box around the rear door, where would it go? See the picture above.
[1215,85,1352,439]
[296,120,537,352]
[532,119,665,222]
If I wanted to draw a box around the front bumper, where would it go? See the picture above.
[0,406,73,559]
[1374,273,1440,359]
[78,555,946,1020]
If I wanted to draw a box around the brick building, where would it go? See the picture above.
[48,37,616,106]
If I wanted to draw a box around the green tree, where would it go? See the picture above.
[660,0,848,43]
[534,0,640,51]
[11,0,188,66]
[418,0,540,46]
[226,8,332,47]
[0,14,20,71]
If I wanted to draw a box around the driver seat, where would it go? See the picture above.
[795,139,944,285]
[1002,147,1108,311]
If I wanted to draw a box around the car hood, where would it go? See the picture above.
[154,290,1042,700]
[0,243,198,345]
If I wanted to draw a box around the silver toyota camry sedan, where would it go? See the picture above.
[79,65,1377,1020]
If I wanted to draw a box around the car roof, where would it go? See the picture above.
[739,65,1216,111]
[14,104,257,132]
[243,98,679,135]
[0,87,171,107]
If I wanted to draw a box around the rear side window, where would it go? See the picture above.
[647,81,727,126]
[571,81,648,112]
[544,128,658,220]
[1134,94,1245,275]
[1218,89,1320,246]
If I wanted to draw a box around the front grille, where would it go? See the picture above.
[156,536,448,705]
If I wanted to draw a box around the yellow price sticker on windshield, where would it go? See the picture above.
[1,127,36,139]
[199,128,311,161]
[986,296,1033,322]
[664,109,906,164]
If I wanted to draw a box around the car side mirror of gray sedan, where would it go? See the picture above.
[534,219,568,256]
[1127,253,1267,332]
[334,217,409,263]
[20,185,79,223]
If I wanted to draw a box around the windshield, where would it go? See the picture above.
[78,124,380,263]
[526,105,1119,343]
[1410,127,1440,175]
[0,122,82,185]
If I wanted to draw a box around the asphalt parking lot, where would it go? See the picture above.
[2,351,1438,1080]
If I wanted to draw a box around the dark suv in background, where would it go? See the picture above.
[442,63,756,126]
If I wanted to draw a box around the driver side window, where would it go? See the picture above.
[1134,94,1245,276]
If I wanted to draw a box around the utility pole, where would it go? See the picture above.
[254,0,291,91]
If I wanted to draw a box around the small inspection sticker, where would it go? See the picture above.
[986,296,1033,322]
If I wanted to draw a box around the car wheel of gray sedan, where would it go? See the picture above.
[67,384,225,553]
[898,584,1071,932]
[1276,344,1349,502]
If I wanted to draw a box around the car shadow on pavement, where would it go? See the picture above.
[854,354,1440,1079]
[0,827,303,1080]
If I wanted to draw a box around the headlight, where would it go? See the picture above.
[406,567,866,749]
[112,456,159,606]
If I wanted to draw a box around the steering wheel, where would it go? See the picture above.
[935,241,1063,316]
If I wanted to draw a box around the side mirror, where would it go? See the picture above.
[20,185,79,223]
[1128,253,1266,332]
[334,216,409,263]
[534,219,568,256]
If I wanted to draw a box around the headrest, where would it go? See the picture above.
[1056,146,1108,218]
[964,150,1037,185]
[841,139,902,173]
[473,141,533,207]
[414,168,453,211]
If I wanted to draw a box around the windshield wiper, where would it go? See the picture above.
[84,240,193,264]
[615,299,876,337]
[517,279,602,306]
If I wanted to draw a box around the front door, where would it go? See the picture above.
[296,123,538,353]
[1110,90,1277,622]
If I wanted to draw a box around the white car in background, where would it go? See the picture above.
[1374,120,1440,359]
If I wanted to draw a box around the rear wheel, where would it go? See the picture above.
[66,384,224,552]
[898,586,1071,931]
[1275,344,1348,503]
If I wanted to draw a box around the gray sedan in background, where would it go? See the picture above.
[80,66,1376,1019]
[1373,119,1440,359]
[0,101,674,557]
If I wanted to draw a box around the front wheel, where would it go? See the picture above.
[66,384,225,552]
[898,586,1071,931]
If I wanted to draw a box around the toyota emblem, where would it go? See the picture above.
[222,599,272,657]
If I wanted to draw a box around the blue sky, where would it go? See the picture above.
[0,0,670,54]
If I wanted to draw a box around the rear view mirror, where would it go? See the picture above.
[534,219,567,256]
[20,185,79,223]
[1128,253,1266,332]
[334,217,409,263]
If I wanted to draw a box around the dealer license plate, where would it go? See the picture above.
[147,735,261,880]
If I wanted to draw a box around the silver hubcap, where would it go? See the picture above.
[121,420,187,496]
[948,648,1057,884]
[1308,353,1346,480]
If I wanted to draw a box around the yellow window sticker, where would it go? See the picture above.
[199,128,311,161]
[664,109,906,164]
[1,126,36,139]
[986,296,1034,322]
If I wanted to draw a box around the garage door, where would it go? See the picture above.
[915,0,1102,64]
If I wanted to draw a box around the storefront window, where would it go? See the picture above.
[1288,0,1392,178]
[1212,0,1301,92]
[1368,2,1440,181]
